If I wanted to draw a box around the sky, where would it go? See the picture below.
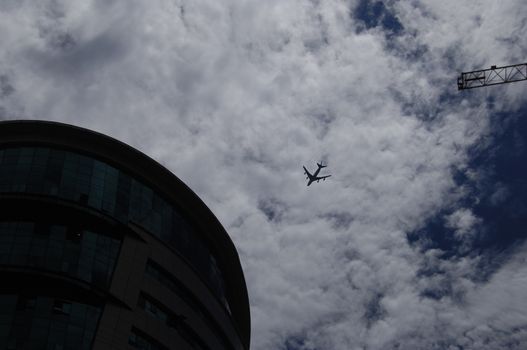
[1,0,526,349]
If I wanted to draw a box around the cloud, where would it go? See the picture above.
[1,0,527,349]
[445,208,481,240]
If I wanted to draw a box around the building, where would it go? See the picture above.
[0,120,250,350]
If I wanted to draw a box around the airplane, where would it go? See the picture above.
[303,162,331,186]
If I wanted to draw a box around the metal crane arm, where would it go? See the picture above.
[458,63,527,90]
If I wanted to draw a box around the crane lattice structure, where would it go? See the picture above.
[457,62,527,91]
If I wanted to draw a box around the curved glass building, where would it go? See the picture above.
[0,120,250,350]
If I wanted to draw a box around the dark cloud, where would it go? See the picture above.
[29,30,127,78]
[320,211,354,230]
[0,75,15,99]
[363,293,385,327]
[48,32,77,52]
[258,198,288,223]
[307,109,336,140]
[284,335,315,350]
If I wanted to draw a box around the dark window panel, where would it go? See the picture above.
[144,260,232,350]
[29,320,50,340]
[0,295,100,350]
[129,327,169,350]
[0,221,121,289]
[0,146,229,310]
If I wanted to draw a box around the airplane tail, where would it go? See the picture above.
[317,162,327,168]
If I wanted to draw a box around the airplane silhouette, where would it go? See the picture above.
[303,162,331,186]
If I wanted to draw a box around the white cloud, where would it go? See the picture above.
[1,0,526,349]
[445,208,481,240]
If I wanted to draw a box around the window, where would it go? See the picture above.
[129,328,168,350]
[0,146,230,314]
[0,221,121,289]
[144,261,232,350]
[16,296,36,311]
[137,293,174,325]
[176,321,210,350]
[137,293,211,350]
[66,228,82,242]
[0,294,101,350]
[53,300,72,315]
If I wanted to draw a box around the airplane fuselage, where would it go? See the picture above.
[303,163,331,186]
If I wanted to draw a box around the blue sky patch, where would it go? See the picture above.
[409,102,527,264]
[353,0,404,35]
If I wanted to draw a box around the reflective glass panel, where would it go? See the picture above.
[0,221,121,289]
[0,146,229,312]
[0,294,101,350]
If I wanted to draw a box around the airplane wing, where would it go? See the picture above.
[315,175,331,181]
[303,166,312,177]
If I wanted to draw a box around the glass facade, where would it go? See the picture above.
[137,293,210,350]
[0,294,101,350]
[145,260,234,350]
[0,147,229,312]
[129,327,168,350]
[0,221,120,289]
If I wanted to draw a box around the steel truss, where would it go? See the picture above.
[457,63,527,90]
